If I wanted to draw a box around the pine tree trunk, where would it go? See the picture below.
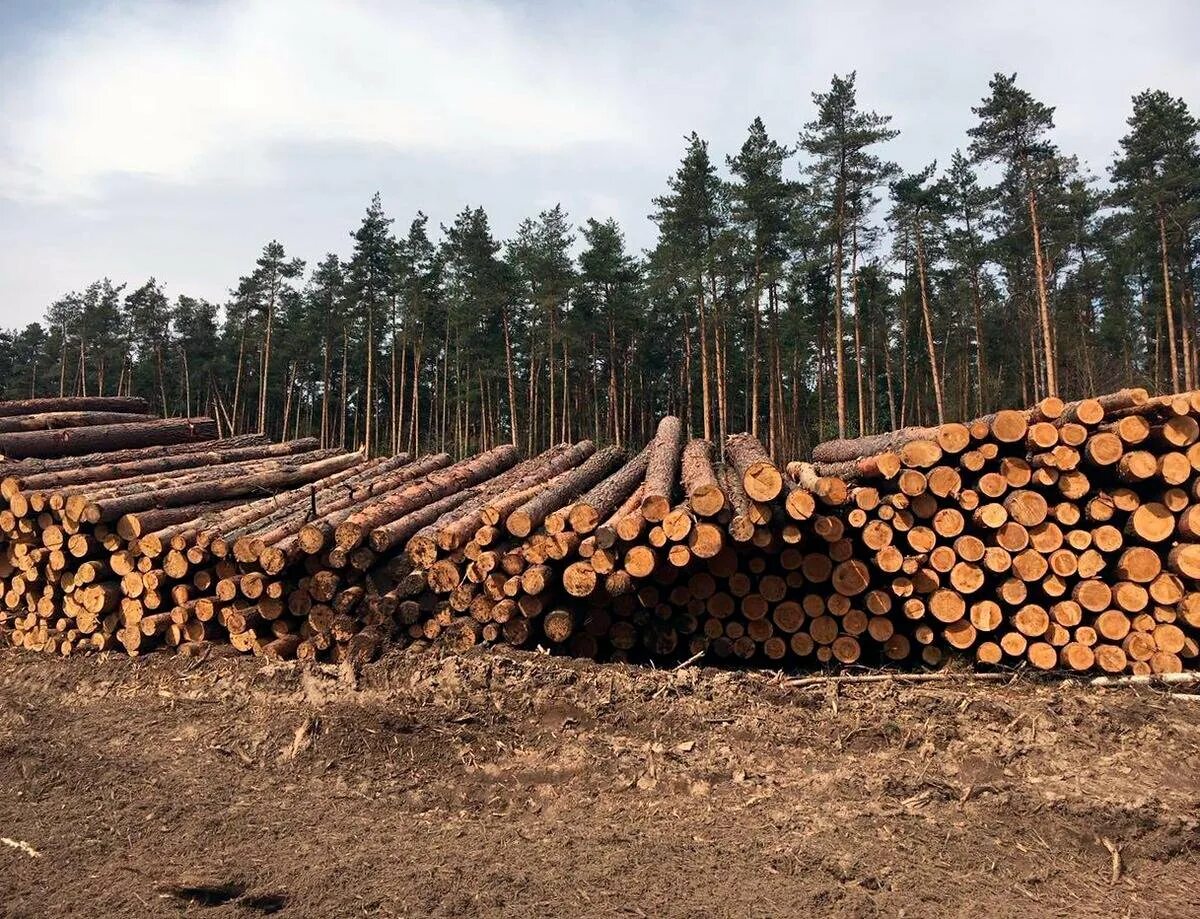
[750,258,761,439]
[914,221,945,424]
[1158,208,1181,391]
[698,278,712,441]
[850,224,865,435]
[501,307,518,448]
[833,185,847,437]
[230,322,246,434]
[339,325,349,449]
[1026,181,1057,397]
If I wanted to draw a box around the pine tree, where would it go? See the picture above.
[969,73,1060,397]
[578,217,643,446]
[124,279,173,412]
[728,118,795,454]
[1112,89,1200,390]
[945,151,993,413]
[652,132,727,442]
[345,193,397,455]
[801,73,898,436]
[889,164,951,423]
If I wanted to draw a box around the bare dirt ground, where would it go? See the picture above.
[1,647,1199,918]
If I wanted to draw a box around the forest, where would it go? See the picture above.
[2,72,1197,462]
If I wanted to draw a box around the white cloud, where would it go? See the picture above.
[1,0,1198,325]
[0,0,637,200]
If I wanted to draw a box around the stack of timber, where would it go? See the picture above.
[4,389,1200,677]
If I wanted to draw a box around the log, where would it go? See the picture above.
[812,426,940,464]
[8,437,320,494]
[0,417,218,460]
[336,445,520,550]
[567,447,651,534]
[810,453,902,481]
[725,432,783,502]
[640,417,684,521]
[506,446,625,538]
[0,411,164,434]
[0,396,151,418]
[681,440,725,517]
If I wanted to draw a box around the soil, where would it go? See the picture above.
[1,646,1199,918]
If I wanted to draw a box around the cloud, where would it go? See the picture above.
[0,0,637,200]
[1,0,1198,326]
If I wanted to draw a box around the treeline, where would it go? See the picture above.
[2,73,1197,460]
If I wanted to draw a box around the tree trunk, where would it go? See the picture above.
[1027,181,1057,397]
[1158,208,1181,391]
[914,221,945,424]
[698,278,712,441]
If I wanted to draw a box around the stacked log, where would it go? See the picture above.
[5,388,1200,678]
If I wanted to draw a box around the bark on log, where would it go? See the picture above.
[0,417,218,460]
[0,434,266,481]
[9,438,320,494]
[567,447,651,533]
[369,488,481,554]
[725,432,783,502]
[507,446,626,537]
[640,416,684,521]
[335,445,520,551]
[0,411,163,434]
[812,426,940,464]
[0,396,151,418]
[681,440,725,517]
[87,450,362,523]
[419,441,597,558]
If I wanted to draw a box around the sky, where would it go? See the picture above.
[1,0,1198,326]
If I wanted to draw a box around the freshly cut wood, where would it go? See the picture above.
[640,417,684,521]
[0,417,218,459]
[681,440,725,516]
[811,426,940,464]
[811,452,901,481]
[724,432,783,502]
[568,447,651,533]
[506,446,625,537]
[787,462,848,505]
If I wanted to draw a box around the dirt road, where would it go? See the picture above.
[1,646,1198,917]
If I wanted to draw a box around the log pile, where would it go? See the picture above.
[4,389,1200,678]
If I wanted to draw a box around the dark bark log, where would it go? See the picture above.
[0,434,267,482]
[9,438,320,494]
[0,417,218,460]
[0,411,162,434]
[87,450,361,523]
[0,396,151,418]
